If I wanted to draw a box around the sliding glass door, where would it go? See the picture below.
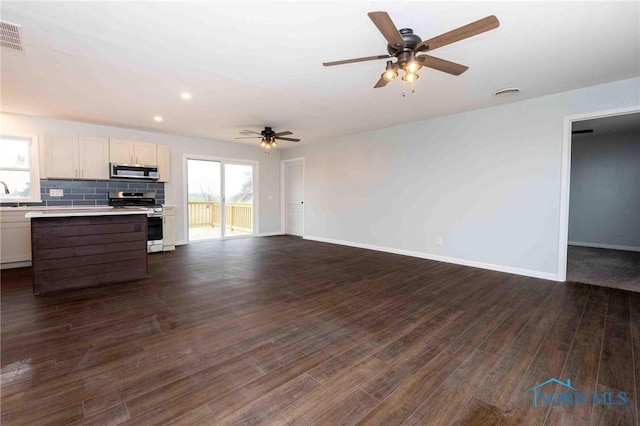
[187,159,221,240]
[224,163,254,237]
[187,158,254,241]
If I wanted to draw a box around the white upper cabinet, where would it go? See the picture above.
[134,141,157,166]
[45,133,110,179]
[157,144,170,182]
[78,136,110,179]
[45,133,78,179]
[109,138,135,164]
[109,139,157,166]
[44,134,169,182]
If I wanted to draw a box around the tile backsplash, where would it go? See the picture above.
[0,179,165,207]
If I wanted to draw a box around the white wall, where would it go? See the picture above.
[569,129,640,250]
[282,78,640,280]
[0,113,282,242]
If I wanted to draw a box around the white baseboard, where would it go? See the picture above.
[304,235,559,282]
[568,241,640,252]
[177,233,284,245]
[0,260,32,270]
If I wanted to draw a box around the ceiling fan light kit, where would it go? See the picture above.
[402,71,419,83]
[405,58,422,74]
[260,139,277,150]
[235,126,300,153]
[323,11,500,96]
[382,61,398,81]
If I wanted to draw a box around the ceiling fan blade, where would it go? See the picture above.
[241,130,262,135]
[417,55,469,75]
[323,54,391,67]
[273,131,292,137]
[368,11,406,49]
[234,136,262,139]
[416,15,500,52]
[572,129,594,134]
[275,137,300,142]
[374,77,389,88]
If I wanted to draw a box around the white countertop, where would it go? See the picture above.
[25,207,151,218]
[1,206,95,212]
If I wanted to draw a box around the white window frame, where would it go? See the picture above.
[0,133,41,203]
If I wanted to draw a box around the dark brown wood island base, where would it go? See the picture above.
[28,212,149,295]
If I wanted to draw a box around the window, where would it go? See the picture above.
[0,134,41,203]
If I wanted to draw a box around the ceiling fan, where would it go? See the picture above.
[235,127,300,151]
[323,11,500,93]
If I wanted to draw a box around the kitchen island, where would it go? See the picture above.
[26,208,150,295]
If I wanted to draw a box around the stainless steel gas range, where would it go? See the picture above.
[108,191,164,253]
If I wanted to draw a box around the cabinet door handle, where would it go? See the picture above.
[75,169,77,178]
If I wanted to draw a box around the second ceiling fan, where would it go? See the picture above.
[235,127,300,151]
[323,11,500,92]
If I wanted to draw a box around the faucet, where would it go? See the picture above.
[0,181,9,194]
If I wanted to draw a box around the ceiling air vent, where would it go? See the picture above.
[1,21,24,52]
[493,87,521,97]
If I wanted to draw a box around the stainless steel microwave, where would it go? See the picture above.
[110,163,159,180]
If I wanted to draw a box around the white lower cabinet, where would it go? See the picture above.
[0,211,32,267]
[163,205,176,251]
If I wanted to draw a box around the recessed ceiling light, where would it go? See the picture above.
[493,87,521,97]
[154,116,163,122]
[181,92,192,100]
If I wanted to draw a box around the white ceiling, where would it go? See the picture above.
[1,2,639,147]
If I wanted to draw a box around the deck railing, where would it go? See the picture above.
[188,201,252,232]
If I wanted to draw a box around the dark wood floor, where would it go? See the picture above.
[1,236,638,425]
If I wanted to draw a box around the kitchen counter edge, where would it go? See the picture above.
[25,208,151,218]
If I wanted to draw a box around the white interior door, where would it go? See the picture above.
[284,159,304,236]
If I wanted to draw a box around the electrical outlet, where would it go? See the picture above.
[49,189,63,197]
[437,237,443,246]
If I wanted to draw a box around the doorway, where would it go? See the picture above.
[186,157,256,241]
[281,158,304,236]
[558,107,640,290]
